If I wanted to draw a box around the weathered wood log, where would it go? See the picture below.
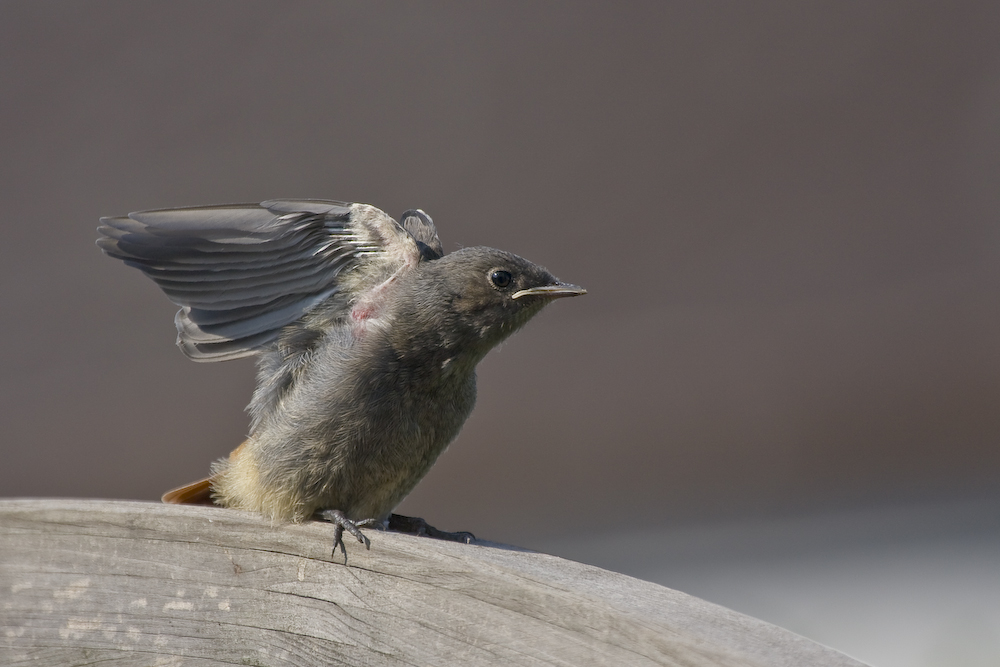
[0,499,865,666]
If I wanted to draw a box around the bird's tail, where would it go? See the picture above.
[161,477,216,505]
[161,440,249,505]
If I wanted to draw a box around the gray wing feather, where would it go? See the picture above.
[400,209,443,260]
[97,199,419,361]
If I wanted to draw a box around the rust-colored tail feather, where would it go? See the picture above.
[161,441,246,505]
[161,477,216,505]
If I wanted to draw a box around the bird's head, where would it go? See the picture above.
[398,246,586,359]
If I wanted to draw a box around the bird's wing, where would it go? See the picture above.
[400,209,443,260]
[98,199,424,361]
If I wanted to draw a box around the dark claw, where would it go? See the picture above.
[388,513,476,544]
[319,509,372,562]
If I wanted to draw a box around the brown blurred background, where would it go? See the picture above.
[1,3,999,662]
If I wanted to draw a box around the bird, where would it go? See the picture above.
[97,199,585,557]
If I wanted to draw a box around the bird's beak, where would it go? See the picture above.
[511,282,587,300]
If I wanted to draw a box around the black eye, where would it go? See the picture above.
[490,269,513,288]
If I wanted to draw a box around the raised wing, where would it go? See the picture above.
[98,199,428,361]
[400,209,443,260]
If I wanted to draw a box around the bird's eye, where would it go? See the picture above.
[489,269,513,289]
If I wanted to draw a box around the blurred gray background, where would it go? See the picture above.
[2,3,998,665]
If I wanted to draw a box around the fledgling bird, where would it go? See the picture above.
[97,199,585,555]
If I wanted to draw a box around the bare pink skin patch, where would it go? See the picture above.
[351,302,376,322]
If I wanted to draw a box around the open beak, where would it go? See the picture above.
[511,282,587,300]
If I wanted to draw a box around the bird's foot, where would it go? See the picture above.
[318,509,377,562]
[388,513,476,544]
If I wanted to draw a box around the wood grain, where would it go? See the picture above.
[0,499,865,666]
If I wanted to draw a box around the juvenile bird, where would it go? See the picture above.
[97,199,585,556]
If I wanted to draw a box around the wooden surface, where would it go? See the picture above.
[0,499,866,666]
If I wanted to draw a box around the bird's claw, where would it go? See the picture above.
[388,513,476,544]
[319,509,372,562]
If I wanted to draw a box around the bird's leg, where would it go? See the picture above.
[388,513,476,544]
[318,509,375,562]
